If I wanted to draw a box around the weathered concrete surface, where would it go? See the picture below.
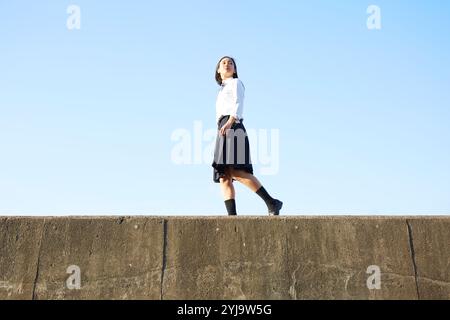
[162,217,418,299]
[1,217,163,299]
[407,218,450,299]
[0,218,44,299]
[0,216,448,300]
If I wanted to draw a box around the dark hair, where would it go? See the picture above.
[215,56,238,85]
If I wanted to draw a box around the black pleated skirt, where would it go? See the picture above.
[211,115,254,183]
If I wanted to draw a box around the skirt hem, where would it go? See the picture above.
[212,163,254,183]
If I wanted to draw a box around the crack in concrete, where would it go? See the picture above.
[31,219,46,300]
[160,219,168,300]
[344,272,356,296]
[406,219,421,300]
[289,264,301,300]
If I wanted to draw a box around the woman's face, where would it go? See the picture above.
[217,58,235,80]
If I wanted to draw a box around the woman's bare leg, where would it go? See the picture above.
[220,169,237,215]
[228,168,262,192]
[219,169,235,200]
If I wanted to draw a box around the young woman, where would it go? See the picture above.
[211,56,283,216]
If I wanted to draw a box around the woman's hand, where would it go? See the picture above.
[219,118,235,136]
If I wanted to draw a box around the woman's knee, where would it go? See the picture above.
[219,175,233,185]
[228,168,244,181]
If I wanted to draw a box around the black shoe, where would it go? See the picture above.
[268,199,283,216]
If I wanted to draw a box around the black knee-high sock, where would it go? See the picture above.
[224,199,237,215]
[255,186,275,208]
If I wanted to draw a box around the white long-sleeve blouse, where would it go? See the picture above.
[215,77,245,124]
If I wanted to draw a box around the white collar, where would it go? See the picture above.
[221,77,235,86]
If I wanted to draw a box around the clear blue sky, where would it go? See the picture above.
[1,1,449,215]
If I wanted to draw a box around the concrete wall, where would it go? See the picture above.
[0,216,448,300]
